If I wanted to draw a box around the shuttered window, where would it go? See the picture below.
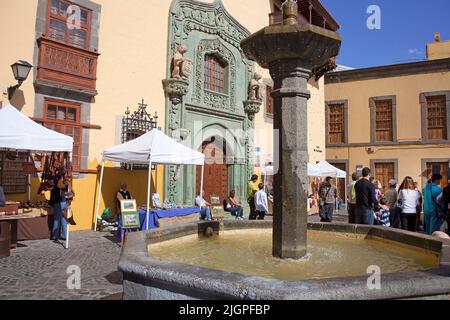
[426,95,447,140]
[47,0,92,49]
[328,103,345,144]
[42,100,82,170]
[375,99,393,142]
[204,54,226,94]
[266,85,273,116]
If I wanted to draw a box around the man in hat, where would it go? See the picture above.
[385,179,401,228]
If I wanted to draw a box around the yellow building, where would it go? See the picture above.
[0,0,338,230]
[325,35,450,196]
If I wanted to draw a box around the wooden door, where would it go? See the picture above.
[374,163,395,191]
[426,162,449,189]
[329,162,346,199]
[196,142,229,204]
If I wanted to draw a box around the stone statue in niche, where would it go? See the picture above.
[171,44,193,80]
[248,73,262,101]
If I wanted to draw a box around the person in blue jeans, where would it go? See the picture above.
[195,190,211,221]
[423,174,444,235]
[354,167,378,225]
[224,190,244,220]
[50,177,69,241]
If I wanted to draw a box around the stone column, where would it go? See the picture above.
[162,78,189,203]
[271,60,311,259]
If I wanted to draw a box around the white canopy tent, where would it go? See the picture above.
[0,104,74,248]
[95,129,205,231]
[261,163,320,177]
[309,161,348,210]
[261,164,321,191]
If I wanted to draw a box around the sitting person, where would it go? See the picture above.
[0,186,5,207]
[374,198,391,227]
[224,190,244,220]
[254,183,268,220]
[195,190,211,221]
[117,182,132,215]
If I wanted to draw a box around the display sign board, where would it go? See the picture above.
[120,199,140,229]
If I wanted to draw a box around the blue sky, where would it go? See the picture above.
[321,0,450,68]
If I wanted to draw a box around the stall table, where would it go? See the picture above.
[118,207,200,238]
[0,214,35,248]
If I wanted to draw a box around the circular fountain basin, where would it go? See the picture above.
[148,229,438,282]
[119,221,450,300]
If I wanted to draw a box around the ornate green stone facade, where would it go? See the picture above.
[162,0,260,205]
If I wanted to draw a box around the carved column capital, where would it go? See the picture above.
[162,78,189,105]
[243,99,262,121]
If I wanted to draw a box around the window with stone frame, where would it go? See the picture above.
[426,95,447,141]
[204,54,227,94]
[328,102,345,144]
[266,85,274,116]
[47,0,92,49]
[374,99,394,142]
[40,100,83,171]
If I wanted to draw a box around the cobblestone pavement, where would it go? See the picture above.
[0,209,348,300]
[0,231,122,300]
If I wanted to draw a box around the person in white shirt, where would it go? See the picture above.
[398,176,420,232]
[254,183,268,220]
[195,190,211,221]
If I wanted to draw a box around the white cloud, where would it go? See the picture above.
[408,49,421,55]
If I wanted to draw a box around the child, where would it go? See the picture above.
[374,198,391,227]
[254,183,268,220]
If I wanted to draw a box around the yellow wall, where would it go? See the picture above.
[326,70,450,190]
[1,0,326,230]
[427,40,450,60]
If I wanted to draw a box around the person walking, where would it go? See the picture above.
[247,175,259,220]
[254,183,268,220]
[347,173,358,224]
[423,174,444,235]
[318,176,337,223]
[384,179,400,228]
[398,177,420,232]
[354,167,378,225]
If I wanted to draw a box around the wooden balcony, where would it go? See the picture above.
[36,37,99,96]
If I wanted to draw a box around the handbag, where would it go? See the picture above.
[319,186,332,207]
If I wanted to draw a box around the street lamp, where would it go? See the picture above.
[8,60,33,100]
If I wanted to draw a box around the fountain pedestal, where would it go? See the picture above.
[240,1,341,259]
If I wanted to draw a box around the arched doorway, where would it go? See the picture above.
[196,137,229,204]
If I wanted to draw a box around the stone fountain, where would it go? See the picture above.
[118,1,450,300]
[240,0,341,259]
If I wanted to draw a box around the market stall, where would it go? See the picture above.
[0,104,73,248]
[94,129,205,232]
[308,161,347,211]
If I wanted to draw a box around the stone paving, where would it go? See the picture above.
[0,231,122,300]
[0,208,347,300]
